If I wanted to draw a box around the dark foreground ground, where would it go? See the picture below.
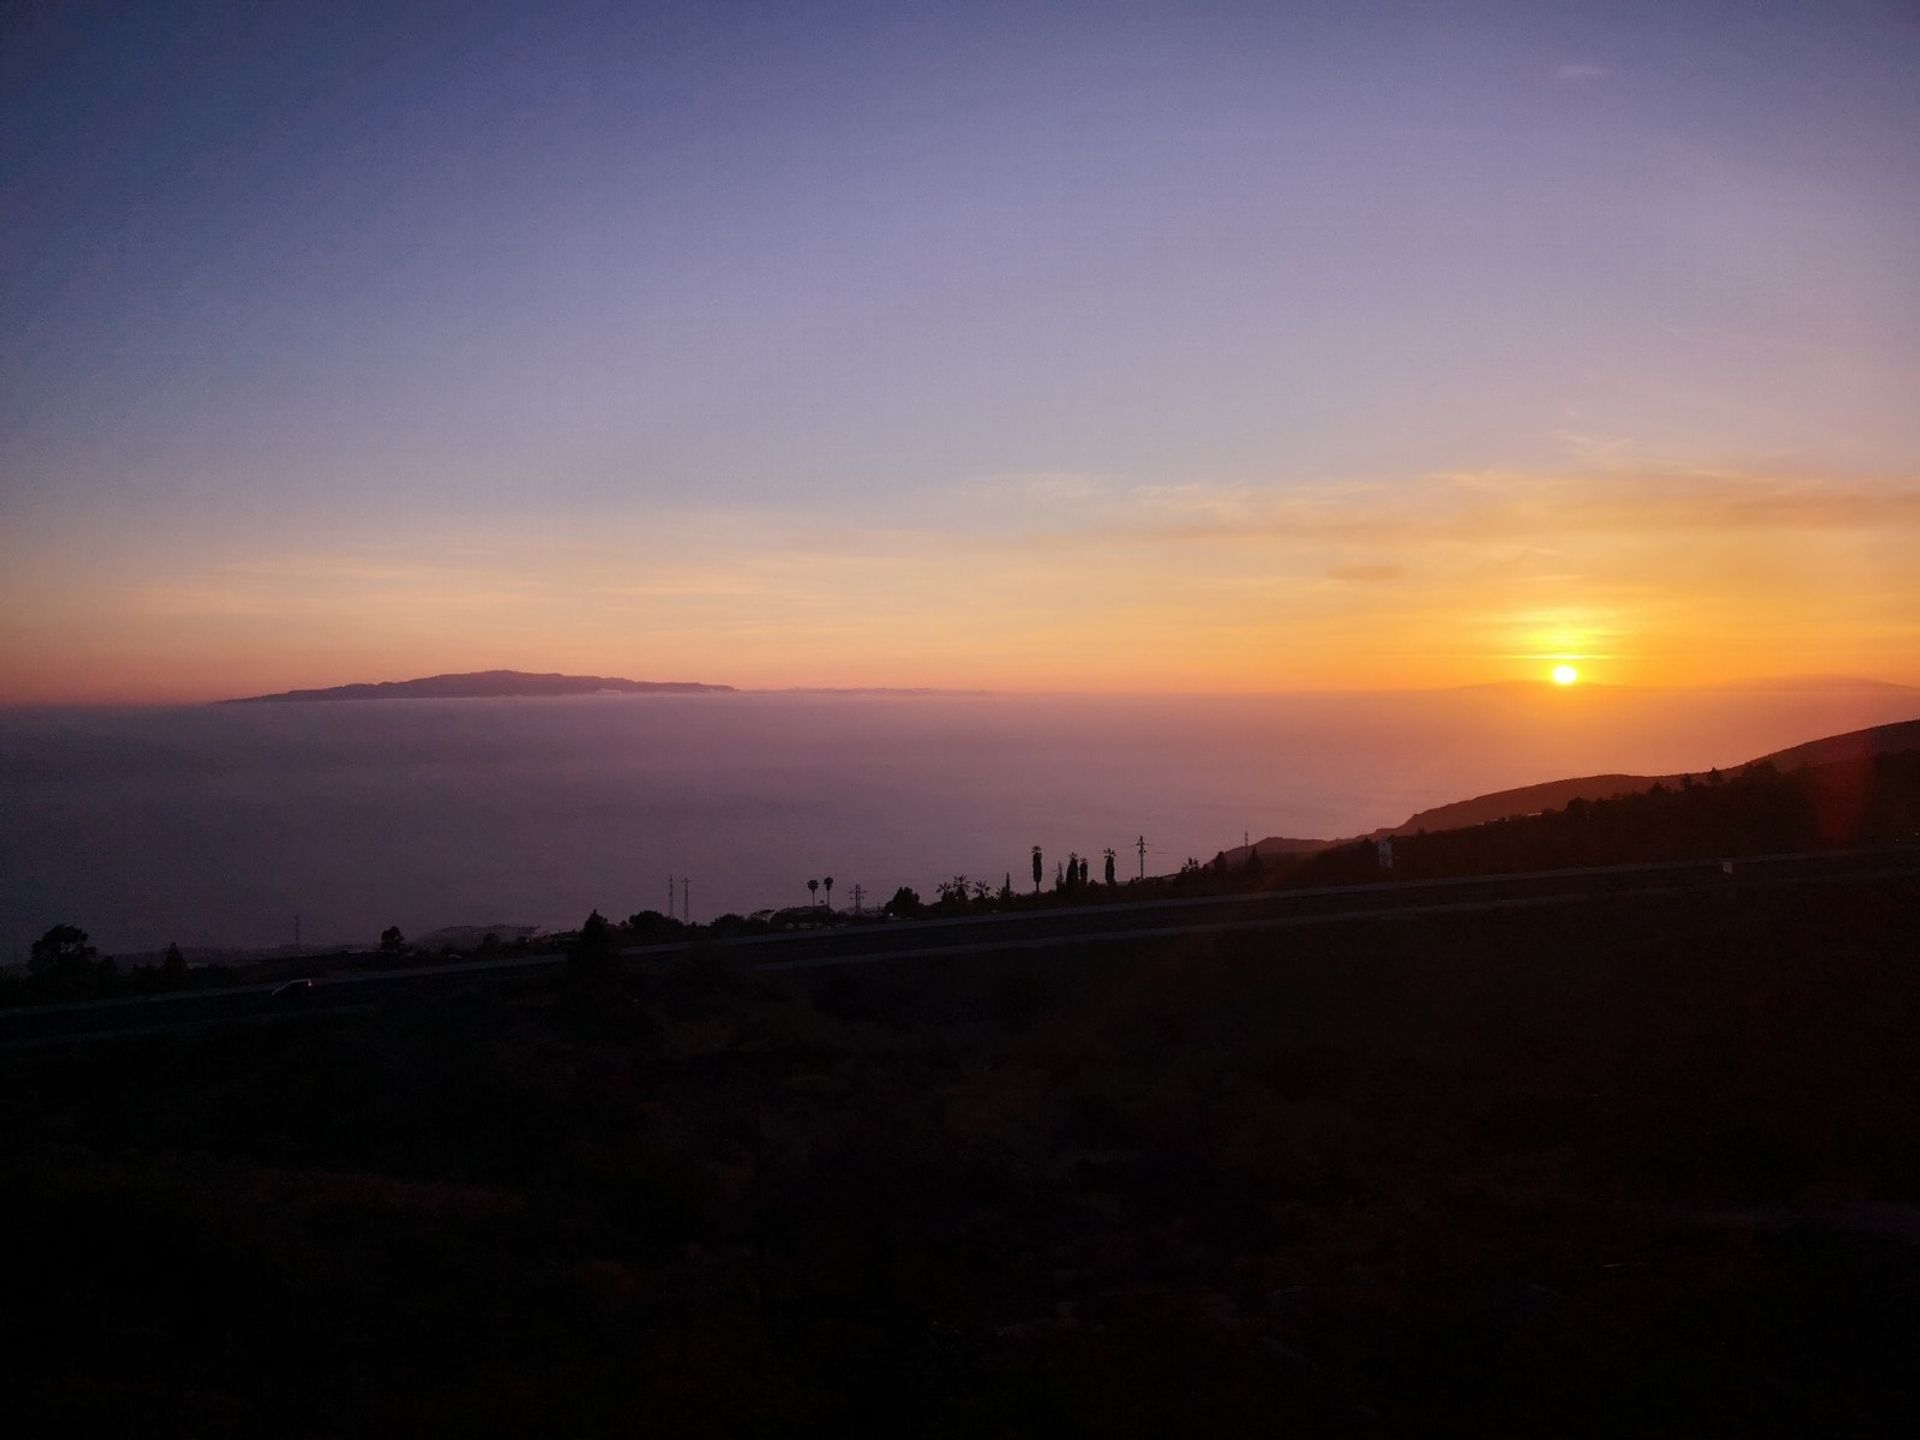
[6,877,1919,1436]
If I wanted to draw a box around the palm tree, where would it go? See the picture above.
[807,878,819,908]
[1032,845,1043,895]
[823,876,834,910]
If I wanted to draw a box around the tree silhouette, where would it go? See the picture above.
[1032,845,1043,895]
[379,925,406,953]
[1078,855,1090,887]
[808,878,820,908]
[566,908,619,989]
[1104,848,1117,886]
[163,941,188,983]
[30,923,96,976]
[824,876,834,910]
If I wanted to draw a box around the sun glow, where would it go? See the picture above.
[1551,664,1579,686]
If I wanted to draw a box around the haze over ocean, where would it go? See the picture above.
[4,684,1913,958]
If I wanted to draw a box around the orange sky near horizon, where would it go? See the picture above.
[4,466,1915,704]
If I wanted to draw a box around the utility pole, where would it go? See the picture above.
[1136,834,1147,881]
[681,876,690,923]
[851,882,864,916]
[668,875,675,920]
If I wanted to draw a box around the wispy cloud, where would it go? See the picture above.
[981,471,1114,503]
[1019,470,1920,549]
[1555,63,1610,82]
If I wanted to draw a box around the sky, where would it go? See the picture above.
[3,0,1917,702]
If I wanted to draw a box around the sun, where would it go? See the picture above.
[1551,664,1579,686]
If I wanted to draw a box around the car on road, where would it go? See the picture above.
[271,978,315,999]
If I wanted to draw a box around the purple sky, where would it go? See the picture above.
[4,1,1918,698]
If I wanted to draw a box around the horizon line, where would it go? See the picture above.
[6,673,1919,710]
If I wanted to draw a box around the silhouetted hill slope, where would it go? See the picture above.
[1292,745,1920,886]
[1216,835,1338,866]
[1386,716,1920,836]
[1224,716,1920,867]
[222,669,735,703]
[1756,717,1920,771]
[1390,773,1657,836]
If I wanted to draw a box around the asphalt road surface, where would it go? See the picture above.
[4,846,1915,1050]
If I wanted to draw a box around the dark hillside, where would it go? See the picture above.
[1377,715,1920,838]
[1389,772,1655,835]
[1294,748,1920,886]
[1758,716,1920,772]
[4,870,1918,1436]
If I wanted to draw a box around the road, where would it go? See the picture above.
[3,845,1915,1050]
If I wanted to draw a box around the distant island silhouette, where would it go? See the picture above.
[221,669,736,703]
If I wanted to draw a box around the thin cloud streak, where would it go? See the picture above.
[1015,470,1920,550]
